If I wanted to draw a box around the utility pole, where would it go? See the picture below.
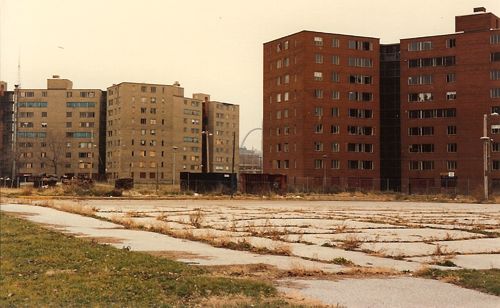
[231,131,236,198]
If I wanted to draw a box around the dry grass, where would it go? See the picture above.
[344,266,399,276]
[341,234,362,251]
[189,208,205,228]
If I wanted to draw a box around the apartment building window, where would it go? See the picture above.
[314,124,323,133]
[492,52,500,62]
[332,55,340,65]
[446,38,456,48]
[150,119,156,125]
[314,159,324,169]
[314,142,324,151]
[491,71,500,80]
[408,75,432,85]
[283,143,289,152]
[447,126,457,135]
[494,161,500,171]
[408,41,432,51]
[348,143,373,153]
[331,143,340,152]
[331,72,340,83]
[348,160,373,170]
[80,91,95,98]
[492,106,500,114]
[447,73,456,83]
[408,108,456,118]
[331,160,340,169]
[348,57,373,67]
[349,92,372,102]
[141,107,147,113]
[491,125,500,134]
[350,75,372,84]
[17,132,46,138]
[408,93,433,102]
[284,126,290,135]
[41,112,47,117]
[348,126,373,135]
[79,112,95,118]
[19,112,34,118]
[492,142,500,152]
[283,109,289,118]
[314,36,323,46]
[409,56,455,67]
[348,108,373,118]
[276,76,281,86]
[276,59,282,69]
[330,125,340,134]
[409,144,434,153]
[331,107,339,117]
[314,89,323,98]
[447,161,457,170]
[66,92,73,98]
[348,40,373,51]
[314,72,323,81]
[446,91,457,100]
[276,110,282,119]
[18,102,48,108]
[284,74,290,83]
[276,93,282,102]
[67,102,96,108]
[331,91,340,100]
[283,57,290,67]
[490,34,500,44]
[332,38,339,48]
[491,88,500,98]
[314,107,323,116]
[447,143,457,153]
[408,126,434,136]
[66,132,92,138]
[20,122,33,128]
[315,54,324,63]
[409,160,434,170]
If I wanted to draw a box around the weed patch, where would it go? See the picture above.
[0,213,283,306]
[419,268,500,296]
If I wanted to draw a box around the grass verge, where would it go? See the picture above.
[418,268,500,296]
[0,212,293,307]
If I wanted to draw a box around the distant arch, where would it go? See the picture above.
[240,128,262,148]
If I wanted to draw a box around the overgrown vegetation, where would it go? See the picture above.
[419,268,500,296]
[0,213,293,307]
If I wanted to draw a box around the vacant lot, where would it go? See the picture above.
[0,212,294,307]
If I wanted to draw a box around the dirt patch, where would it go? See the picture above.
[146,250,210,260]
[82,236,125,244]
[2,211,38,217]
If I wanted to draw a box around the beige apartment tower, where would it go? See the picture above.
[15,76,104,179]
[106,82,204,183]
[194,94,240,174]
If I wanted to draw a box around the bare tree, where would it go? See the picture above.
[43,132,67,176]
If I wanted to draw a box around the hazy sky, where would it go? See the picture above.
[1,0,499,150]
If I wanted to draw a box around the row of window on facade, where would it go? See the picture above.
[272,159,373,170]
[407,89,500,101]
[407,34,500,51]
[17,131,93,138]
[276,55,374,69]
[276,37,373,51]
[271,124,373,137]
[408,125,457,136]
[22,162,93,170]
[20,91,96,98]
[18,142,94,148]
[18,111,95,118]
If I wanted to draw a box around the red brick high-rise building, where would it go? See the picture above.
[264,9,500,195]
[400,11,500,194]
[263,31,380,190]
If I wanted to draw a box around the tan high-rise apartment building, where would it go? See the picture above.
[15,76,105,179]
[195,93,240,174]
[106,82,203,183]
